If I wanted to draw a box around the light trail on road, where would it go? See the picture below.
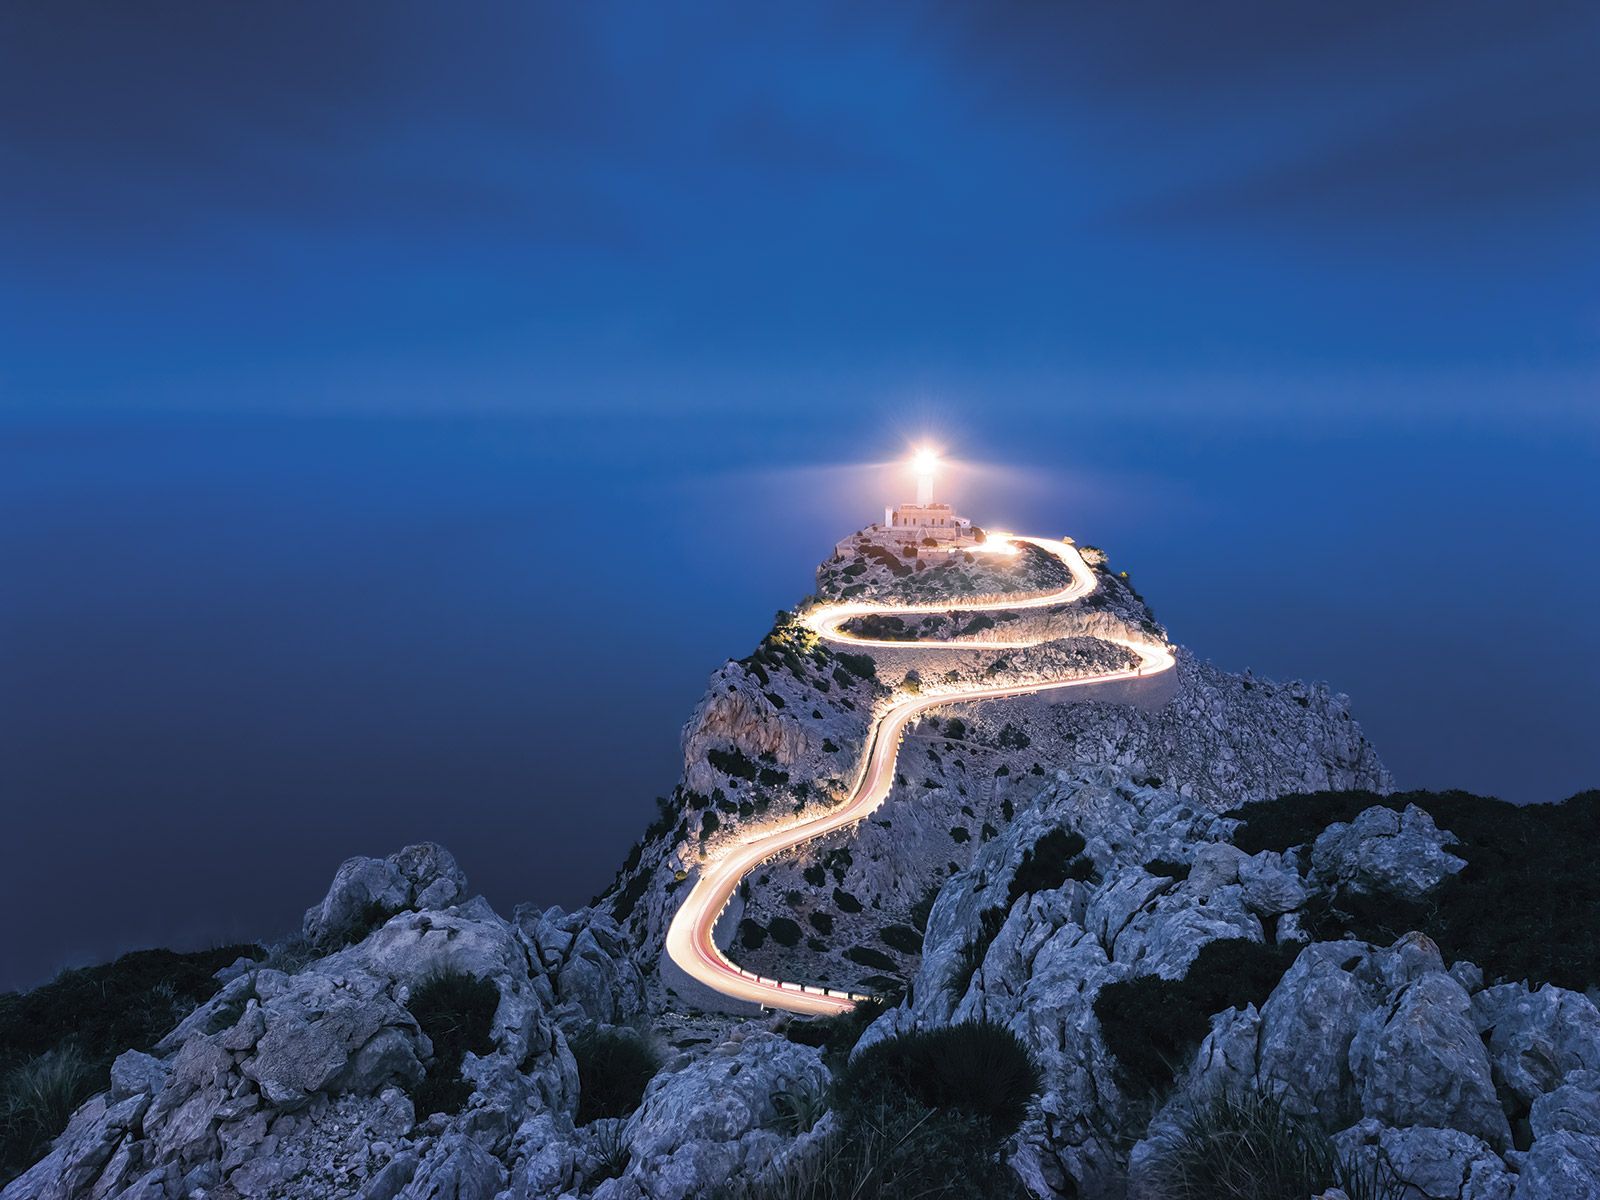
[663,537,1176,1015]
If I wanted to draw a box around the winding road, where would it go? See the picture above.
[663,536,1176,1016]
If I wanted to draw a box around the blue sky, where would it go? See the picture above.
[1,2,1597,989]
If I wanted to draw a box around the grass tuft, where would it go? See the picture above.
[570,1026,662,1125]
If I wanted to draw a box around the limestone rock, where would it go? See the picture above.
[1334,1120,1515,1200]
[304,843,468,948]
[1513,1130,1600,1199]
[1472,983,1600,1109]
[1350,971,1510,1150]
[514,905,647,1030]
[398,1133,506,1200]
[1531,1071,1600,1139]
[614,1032,829,1200]
[1310,804,1466,899]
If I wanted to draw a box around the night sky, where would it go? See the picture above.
[2,3,1597,991]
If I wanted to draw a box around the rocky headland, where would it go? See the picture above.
[4,528,1596,1200]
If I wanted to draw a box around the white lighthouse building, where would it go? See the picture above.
[834,448,979,561]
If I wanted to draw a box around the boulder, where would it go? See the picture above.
[398,1133,507,1200]
[1334,1120,1515,1200]
[1238,850,1309,916]
[1350,971,1510,1149]
[617,1032,829,1200]
[1309,804,1465,899]
[514,905,647,1030]
[1512,1130,1600,1200]
[1472,983,1600,1109]
[1530,1071,1600,1139]
[1254,942,1369,1124]
[304,843,468,948]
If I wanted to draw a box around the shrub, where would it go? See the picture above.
[947,907,1006,998]
[807,912,833,935]
[739,920,768,950]
[835,653,877,681]
[1150,1088,1400,1200]
[832,888,863,914]
[838,1020,1041,1139]
[715,1099,1027,1200]
[571,1026,662,1124]
[332,899,397,947]
[783,998,885,1068]
[1007,829,1090,903]
[768,918,803,948]
[1094,939,1298,1096]
[407,970,499,1116]
[587,1118,631,1183]
[0,1046,98,1181]
[609,871,650,923]
[880,924,924,955]
[845,946,897,972]
[769,1080,828,1135]
[708,746,760,781]
[996,723,1030,749]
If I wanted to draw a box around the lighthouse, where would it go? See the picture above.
[858,446,977,559]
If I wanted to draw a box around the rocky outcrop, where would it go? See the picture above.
[860,777,1600,1199]
[513,905,647,1031]
[602,1031,830,1200]
[0,849,648,1200]
[1310,804,1466,899]
[303,843,469,949]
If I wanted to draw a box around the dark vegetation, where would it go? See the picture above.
[948,907,1007,998]
[0,944,261,1181]
[844,946,897,972]
[1007,828,1093,904]
[783,998,885,1069]
[329,900,398,948]
[407,970,499,1117]
[741,611,828,682]
[708,746,759,781]
[880,924,924,955]
[834,652,877,682]
[768,918,803,948]
[996,723,1030,750]
[838,1020,1041,1140]
[1230,788,1600,990]
[843,614,920,641]
[1150,1088,1399,1200]
[1094,939,1299,1097]
[570,1026,663,1124]
[737,1021,1040,1200]
[716,1100,1028,1200]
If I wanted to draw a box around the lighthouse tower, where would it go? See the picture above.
[866,447,977,552]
